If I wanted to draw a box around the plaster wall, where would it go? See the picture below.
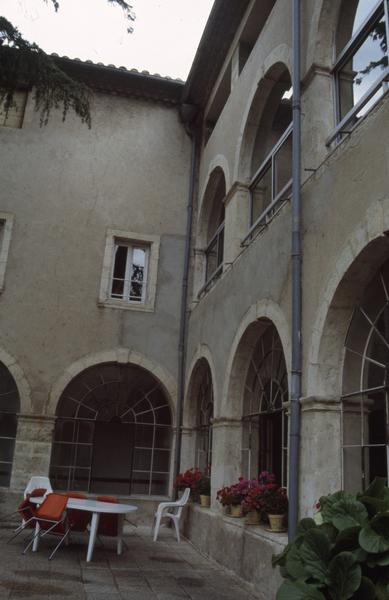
[0,92,191,423]
[186,0,389,520]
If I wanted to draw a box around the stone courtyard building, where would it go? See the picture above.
[1,0,389,597]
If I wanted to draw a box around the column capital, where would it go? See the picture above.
[300,396,341,413]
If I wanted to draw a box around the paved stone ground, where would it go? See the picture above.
[0,523,258,600]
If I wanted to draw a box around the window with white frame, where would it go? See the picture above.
[99,229,160,311]
[111,243,148,303]
[328,0,389,144]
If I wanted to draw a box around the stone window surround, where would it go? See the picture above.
[98,228,160,312]
[0,212,14,293]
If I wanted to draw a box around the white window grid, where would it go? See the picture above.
[242,123,293,246]
[110,242,149,304]
[327,0,389,145]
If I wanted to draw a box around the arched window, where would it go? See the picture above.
[198,169,226,296]
[194,361,213,472]
[50,362,172,496]
[342,260,389,492]
[331,0,388,141]
[247,65,292,237]
[0,362,20,487]
[242,322,288,485]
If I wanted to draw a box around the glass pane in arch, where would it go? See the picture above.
[194,361,214,473]
[0,362,20,487]
[50,362,172,496]
[343,264,389,490]
[242,323,288,486]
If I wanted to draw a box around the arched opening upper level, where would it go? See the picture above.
[239,62,292,235]
[331,0,388,140]
[196,167,226,296]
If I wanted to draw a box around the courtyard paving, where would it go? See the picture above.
[0,523,258,600]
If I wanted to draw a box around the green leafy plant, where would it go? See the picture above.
[273,477,389,599]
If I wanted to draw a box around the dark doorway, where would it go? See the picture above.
[90,421,134,494]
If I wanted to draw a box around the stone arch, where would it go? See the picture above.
[199,155,231,216]
[308,0,373,67]
[0,347,32,414]
[234,50,292,183]
[48,347,177,419]
[308,198,389,399]
[307,0,343,68]
[196,166,227,248]
[184,344,217,426]
[223,300,291,419]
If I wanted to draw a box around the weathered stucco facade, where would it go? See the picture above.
[1,0,389,597]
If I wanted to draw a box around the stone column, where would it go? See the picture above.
[10,413,55,491]
[223,183,251,267]
[299,396,341,517]
[211,418,243,508]
[180,426,196,471]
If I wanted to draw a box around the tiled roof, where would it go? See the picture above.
[50,53,185,84]
[52,54,185,105]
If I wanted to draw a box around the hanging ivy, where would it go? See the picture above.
[0,1,135,127]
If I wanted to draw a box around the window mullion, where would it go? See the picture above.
[385,0,389,93]
[124,246,133,301]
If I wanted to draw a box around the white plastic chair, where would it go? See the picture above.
[152,487,191,543]
[24,476,52,499]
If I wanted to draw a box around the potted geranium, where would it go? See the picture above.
[260,486,288,532]
[242,484,263,524]
[216,484,244,516]
[174,468,202,501]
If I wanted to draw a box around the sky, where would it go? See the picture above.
[1,0,215,80]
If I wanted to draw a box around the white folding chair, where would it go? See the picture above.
[152,487,191,543]
[24,476,52,499]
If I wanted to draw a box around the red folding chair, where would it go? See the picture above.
[96,496,118,537]
[23,493,69,560]
[66,492,91,535]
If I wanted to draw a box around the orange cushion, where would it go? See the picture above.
[36,493,68,521]
[28,488,47,498]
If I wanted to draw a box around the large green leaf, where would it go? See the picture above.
[327,552,361,600]
[353,576,378,600]
[276,581,326,600]
[273,544,291,567]
[319,522,338,543]
[361,477,388,500]
[376,583,389,600]
[323,497,368,531]
[332,526,360,553]
[299,529,331,583]
[296,518,317,536]
[360,496,389,517]
[285,545,307,580]
[360,513,389,554]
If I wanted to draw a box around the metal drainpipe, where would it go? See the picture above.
[173,122,198,498]
[288,0,302,541]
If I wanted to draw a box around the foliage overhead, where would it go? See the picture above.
[0,1,135,127]
[273,477,389,600]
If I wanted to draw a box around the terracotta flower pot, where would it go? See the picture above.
[199,494,211,507]
[246,510,260,525]
[267,513,286,532]
[230,504,243,518]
